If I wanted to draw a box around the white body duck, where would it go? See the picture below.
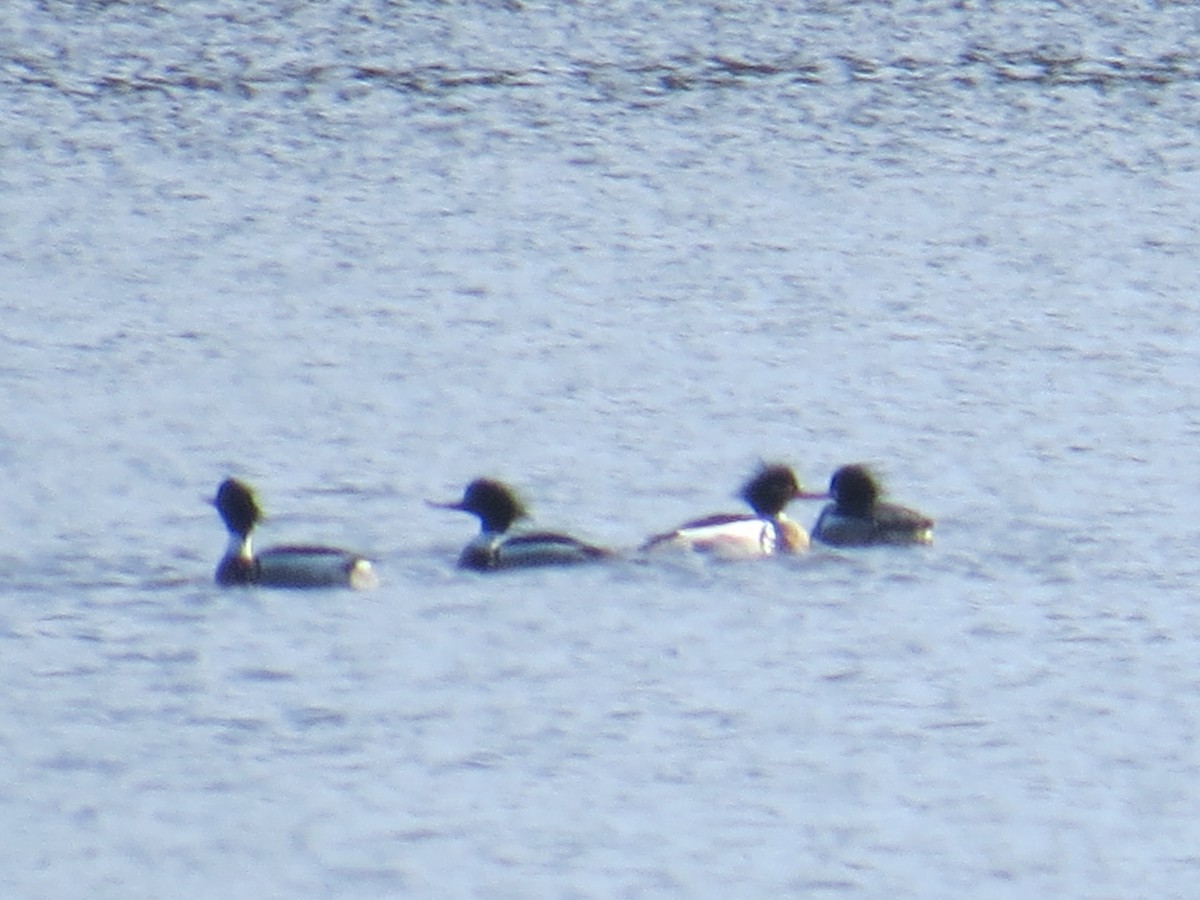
[212,478,378,589]
[642,464,825,559]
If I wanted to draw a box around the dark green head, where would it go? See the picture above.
[214,477,262,536]
[740,464,825,517]
[431,478,529,534]
[828,464,881,515]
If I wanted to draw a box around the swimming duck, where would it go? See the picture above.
[641,463,825,558]
[212,477,378,589]
[811,464,933,546]
[429,478,611,571]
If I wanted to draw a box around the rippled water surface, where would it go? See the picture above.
[4,1,1200,896]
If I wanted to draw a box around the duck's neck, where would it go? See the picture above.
[226,532,253,561]
[774,516,808,553]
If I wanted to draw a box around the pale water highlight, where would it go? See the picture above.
[3,1,1200,896]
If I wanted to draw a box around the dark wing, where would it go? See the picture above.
[496,531,611,567]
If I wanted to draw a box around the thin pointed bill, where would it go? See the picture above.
[795,490,830,500]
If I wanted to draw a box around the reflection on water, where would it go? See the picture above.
[3,1,1200,896]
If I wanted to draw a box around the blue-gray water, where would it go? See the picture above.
[4,1,1200,896]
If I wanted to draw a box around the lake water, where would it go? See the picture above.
[3,0,1200,896]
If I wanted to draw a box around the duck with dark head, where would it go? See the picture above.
[642,463,826,559]
[212,477,378,589]
[811,464,933,547]
[429,478,611,571]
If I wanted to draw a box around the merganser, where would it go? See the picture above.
[641,464,826,558]
[811,464,933,546]
[429,478,611,571]
[212,478,379,589]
